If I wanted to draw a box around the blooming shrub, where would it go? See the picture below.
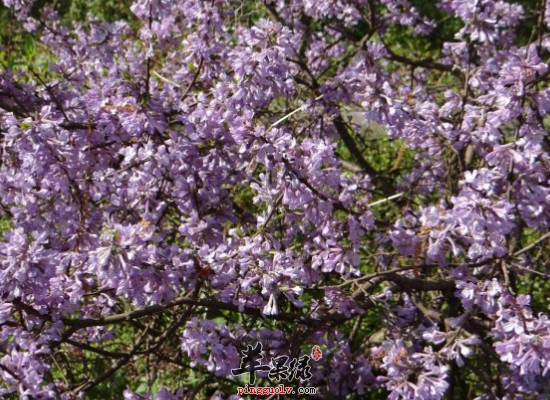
[1,0,550,398]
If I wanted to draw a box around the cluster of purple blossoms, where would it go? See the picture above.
[1,0,550,398]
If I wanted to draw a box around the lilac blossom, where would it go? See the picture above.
[0,0,549,398]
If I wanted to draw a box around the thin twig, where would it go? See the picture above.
[181,57,204,101]
[267,95,324,130]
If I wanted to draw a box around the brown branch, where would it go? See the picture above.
[513,231,550,257]
[63,295,347,330]
[383,46,461,76]
[181,57,203,102]
[387,273,455,291]
[64,339,128,359]
[70,323,151,395]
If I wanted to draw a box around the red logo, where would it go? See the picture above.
[311,345,322,361]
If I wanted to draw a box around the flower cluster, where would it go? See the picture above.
[0,0,549,398]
